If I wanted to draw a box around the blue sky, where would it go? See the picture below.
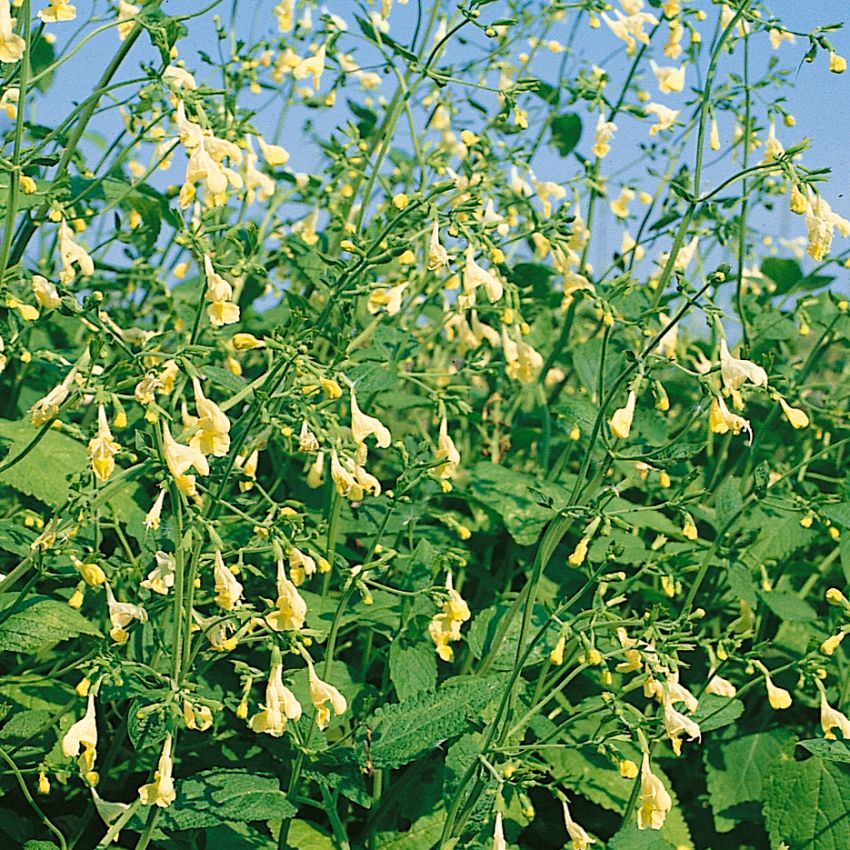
[11,1,850,278]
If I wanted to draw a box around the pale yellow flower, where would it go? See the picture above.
[646,102,679,136]
[592,113,617,158]
[182,700,213,732]
[705,675,737,698]
[31,365,77,427]
[190,377,231,457]
[610,390,636,439]
[32,275,60,309]
[307,660,347,730]
[58,218,94,284]
[436,416,460,478]
[138,734,176,808]
[256,135,290,166]
[162,421,209,497]
[105,583,148,643]
[249,662,302,736]
[350,387,391,448]
[778,397,809,429]
[116,0,139,40]
[492,812,506,850]
[764,673,792,710]
[719,339,768,391]
[562,800,595,849]
[637,752,672,830]
[662,693,701,755]
[141,550,175,595]
[265,559,308,632]
[88,404,120,482]
[289,546,317,586]
[213,551,242,611]
[62,692,98,773]
[0,0,25,63]
[650,60,686,94]
[708,397,752,441]
[463,246,503,303]
[293,44,326,89]
[39,0,77,23]
[90,788,130,842]
[144,489,167,531]
[428,572,470,661]
[821,692,850,739]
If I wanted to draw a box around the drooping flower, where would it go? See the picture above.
[293,43,326,89]
[662,693,701,755]
[705,675,737,698]
[138,734,176,808]
[141,551,176,595]
[116,0,139,40]
[213,551,243,611]
[105,583,148,643]
[350,387,392,448]
[58,218,94,284]
[88,405,120,482]
[203,255,240,326]
[265,559,307,632]
[764,673,792,710]
[463,246,503,304]
[820,692,850,739]
[719,339,768,392]
[562,800,596,849]
[708,396,752,441]
[646,102,679,136]
[307,659,347,730]
[637,752,672,830]
[190,377,231,457]
[428,221,450,271]
[610,390,637,440]
[428,572,471,661]
[62,692,98,774]
[650,60,686,94]
[162,422,209,497]
[31,365,78,427]
[778,397,809,429]
[436,416,460,478]
[38,0,77,23]
[91,788,130,842]
[144,489,167,531]
[592,113,617,158]
[249,662,302,737]
[0,0,25,63]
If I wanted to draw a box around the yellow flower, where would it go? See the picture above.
[662,693,701,756]
[90,788,130,840]
[367,281,407,316]
[38,0,77,23]
[610,188,634,219]
[820,692,850,739]
[273,0,293,31]
[562,800,595,850]
[592,113,617,158]
[293,43,326,89]
[428,572,470,662]
[231,332,265,350]
[682,514,697,541]
[650,60,686,94]
[19,174,36,194]
[32,275,61,309]
[256,135,289,166]
[190,378,231,457]
[710,116,721,151]
[249,662,302,736]
[764,673,792,710]
[550,634,566,665]
[610,390,636,440]
[436,416,460,478]
[58,218,94,284]
[0,0,25,63]
[182,700,213,732]
[289,546,317,586]
[266,559,307,632]
[307,660,347,730]
[138,734,176,808]
[463,246,503,304]
[88,404,120,482]
[646,102,679,136]
[116,1,139,40]
[105,583,148,643]
[37,769,50,795]
[31,365,77,426]
[62,692,98,774]
[778,397,809,429]
[829,50,847,74]
[428,221,450,272]
[705,675,737,698]
[0,86,18,118]
[213,551,243,611]
[162,421,209,497]
[6,296,39,321]
[203,255,240,326]
[619,759,638,779]
[492,812,507,850]
[350,387,391,448]
[708,397,752,441]
[72,555,106,587]
[141,550,176,595]
[637,752,672,830]
[719,339,768,392]
[144,489,167,531]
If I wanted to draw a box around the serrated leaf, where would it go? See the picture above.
[368,676,504,770]
[127,699,168,751]
[159,770,295,830]
[0,709,51,742]
[704,729,792,833]
[798,738,850,763]
[608,825,675,850]
[0,596,100,652]
[715,477,743,527]
[764,754,850,849]
[389,640,437,701]
[759,590,817,622]
[375,811,445,849]
[202,365,247,395]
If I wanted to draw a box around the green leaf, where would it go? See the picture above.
[202,365,247,395]
[715,477,743,527]
[821,502,850,528]
[0,709,51,742]
[368,676,504,770]
[691,695,744,732]
[764,754,850,849]
[0,596,100,653]
[759,590,818,622]
[284,822,335,850]
[798,738,850,763]
[608,825,675,850]
[704,729,793,833]
[389,640,437,701]
[550,113,582,157]
[470,462,570,545]
[375,811,445,849]
[761,257,802,293]
[159,770,296,830]
[127,699,168,751]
